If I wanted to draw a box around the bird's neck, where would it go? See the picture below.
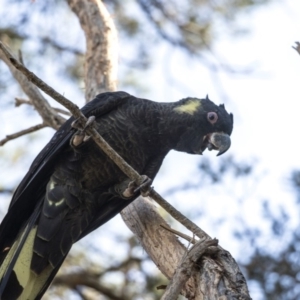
[144,102,190,151]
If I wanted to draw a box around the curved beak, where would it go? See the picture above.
[207,132,231,156]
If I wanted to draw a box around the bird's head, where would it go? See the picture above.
[173,95,233,156]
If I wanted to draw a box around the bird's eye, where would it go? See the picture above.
[207,112,218,124]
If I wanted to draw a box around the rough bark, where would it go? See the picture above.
[122,198,251,300]
[68,0,118,101]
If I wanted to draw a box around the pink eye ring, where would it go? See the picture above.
[207,112,218,124]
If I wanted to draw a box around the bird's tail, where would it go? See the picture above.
[0,204,58,300]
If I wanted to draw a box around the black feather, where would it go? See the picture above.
[0,91,233,299]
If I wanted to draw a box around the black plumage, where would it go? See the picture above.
[0,91,233,299]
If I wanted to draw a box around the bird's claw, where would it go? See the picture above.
[134,175,153,197]
[122,175,153,198]
[71,116,95,147]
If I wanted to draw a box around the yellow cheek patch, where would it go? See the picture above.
[174,99,201,115]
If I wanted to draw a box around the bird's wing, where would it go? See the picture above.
[10,91,131,208]
[0,92,132,295]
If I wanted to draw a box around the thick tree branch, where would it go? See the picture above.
[68,0,118,101]
[161,239,218,300]
[122,198,251,300]
[0,123,47,146]
[0,42,65,129]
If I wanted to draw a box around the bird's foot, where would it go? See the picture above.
[123,175,153,198]
[71,116,95,147]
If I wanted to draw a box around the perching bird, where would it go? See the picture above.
[0,91,233,299]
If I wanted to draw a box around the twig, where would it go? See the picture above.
[0,42,65,129]
[0,41,82,118]
[0,123,47,146]
[15,98,71,116]
[53,107,71,116]
[15,97,31,107]
[150,190,210,239]
[160,224,197,244]
[18,49,24,65]
[292,42,300,55]
[161,238,218,300]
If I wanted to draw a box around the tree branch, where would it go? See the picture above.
[160,224,197,244]
[0,123,47,146]
[14,97,71,116]
[122,197,251,300]
[161,239,218,300]
[67,0,118,101]
[0,42,65,129]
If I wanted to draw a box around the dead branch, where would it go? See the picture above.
[0,42,65,129]
[148,189,210,239]
[122,197,251,300]
[161,239,218,300]
[67,0,118,101]
[14,98,71,116]
[15,97,31,106]
[52,107,72,116]
[160,224,197,244]
[0,123,47,146]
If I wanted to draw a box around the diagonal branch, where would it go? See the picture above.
[15,98,71,116]
[0,123,47,146]
[0,42,65,130]
[160,224,197,244]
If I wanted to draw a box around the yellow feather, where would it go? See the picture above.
[0,238,18,278]
[13,227,54,300]
[173,99,201,115]
[0,226,54,300]
[13,227,37,291]
[18,264,53,300]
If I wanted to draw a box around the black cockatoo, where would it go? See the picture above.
[0,91,233,299]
